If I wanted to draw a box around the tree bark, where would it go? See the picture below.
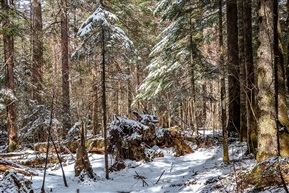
[92,64,99,136]
[31,0,43,104]
[256,0,278,162]
[275,1,289,157]
[74,123,94,178]
[101,27,109,179]
[189,17,198,136]
[219,0,229,162]
[61,0,71,136]
[127,67,132,117]
[202,84,207,128]
[238,0,247,142]
[243,0,257,156]
[2,0,18,152]
[227,0,240,135]
[286,0,289,94]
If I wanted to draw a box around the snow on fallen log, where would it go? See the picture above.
[0,170,33,193]
[0,158,38,176]
[108,111,193,171]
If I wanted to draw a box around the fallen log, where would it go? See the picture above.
[0,170,34,193]
[0,158,38,176]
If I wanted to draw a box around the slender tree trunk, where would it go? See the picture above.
[276,3,289,157]
[244,0,257,156]
[61,0,71,136]
[136,64,141,111]
[256,0,278,162]
[2,0,18,152]
[116,79,120,115]
[101,27,109,179]
[166,93,171,128]
[286,0,289,93]
[189,17,198,136]
[31,0,43,104]
[238,0,247,142]
[219,0,229,162]
[127,67,132,117]
[92,64,99,136]
[227,0,240,135]
[202,84,207,128]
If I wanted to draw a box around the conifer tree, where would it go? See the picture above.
[73,1,136,179]
[135,0,217,131]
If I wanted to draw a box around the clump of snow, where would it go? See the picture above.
[78,169,99,183]
[0,104,5,111]
[77,5,118,37]
[109,115,149,133]
[133,111,159,125]
[67,122,81,141]
[0,88,18,101]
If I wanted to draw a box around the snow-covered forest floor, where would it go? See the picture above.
[0,131,288,193]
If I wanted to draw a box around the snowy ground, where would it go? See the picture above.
[28,138,255,193]
[2,132,288,193]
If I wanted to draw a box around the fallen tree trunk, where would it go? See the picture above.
[0,158,38,176]
[0,170,34,193]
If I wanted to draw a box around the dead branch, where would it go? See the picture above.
[134,171,148,187]
[156,170,165,184]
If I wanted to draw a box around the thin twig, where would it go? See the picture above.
[41,94,54,193]
[156,170,165,184]
[134,171,148,187]
[170,162,174,172]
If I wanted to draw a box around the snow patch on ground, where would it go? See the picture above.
[25,137,256,193]
[2,132,287,193]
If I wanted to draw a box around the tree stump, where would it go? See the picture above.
[74,125,95,180]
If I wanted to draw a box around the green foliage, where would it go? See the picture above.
[0,6,26,37]
[135,0,218,103]
[72,4,137,63]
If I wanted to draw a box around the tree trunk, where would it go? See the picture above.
[189,17,198,136]
[286,0,289,94]
[92,64,99,136]
[275,1,289,157]
[238,0,247,142]
[166,93,171,128]
[256,0,278,162]
[116,79,120,115]
[61,0,71,136]
[127,67,132,117]
[31,0,43,104]
[227,0,240,135]
[202,84,207,128]
[101,27,109,179]
[243,0,257,156]
[74,123,94,178]
[219,0,229,162]
[2,0,18,152]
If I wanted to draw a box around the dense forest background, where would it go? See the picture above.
[2,0,289,183]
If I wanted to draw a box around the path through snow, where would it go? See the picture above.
[30,140,254,193]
